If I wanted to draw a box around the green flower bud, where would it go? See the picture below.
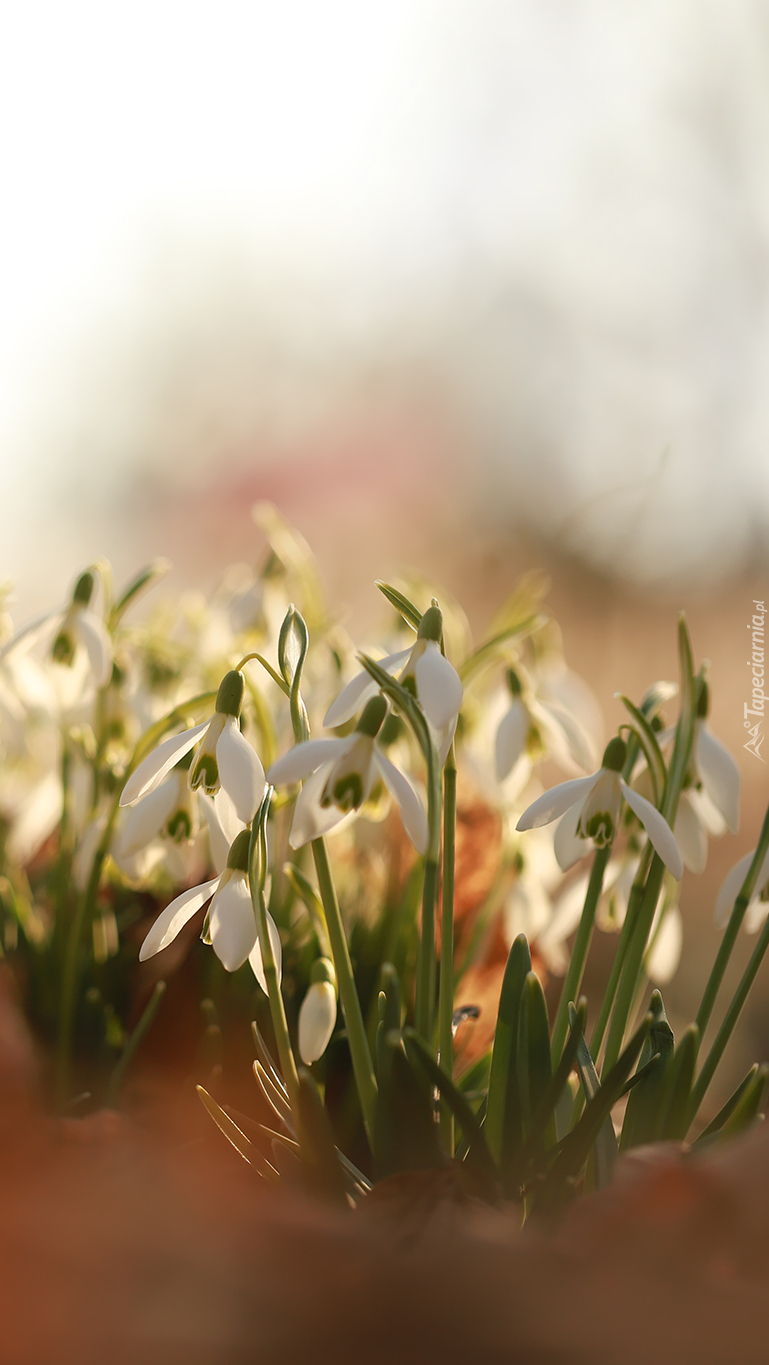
[602,736,627,772]
[73,571,95,606]
[355,694,388,737]
[417,604,443,643]
[215,669,245,717]
[697,680,710,719]
[226,829,252,873]
[310,956,336,990]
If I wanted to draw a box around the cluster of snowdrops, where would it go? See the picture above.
[0,504,767,1213]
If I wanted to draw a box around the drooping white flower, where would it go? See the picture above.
[495,666,596,784]
[323,606,463,756]
[658,686,740,837]
[114,756,199,865]
[267,694,429,854]
[715,847,769,932]
[3,570,112,690]
[138,823,281,982]
[516,736,684,879]
[298,958,338,1064]
[120,669,265,825]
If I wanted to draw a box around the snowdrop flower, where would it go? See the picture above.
[516,737,684,879]
[3,570,112,690]
[715,847,769,932]
[298,958,338,1064]
[659,684,740,836]
[323,606,463,754]
[268,694,428,853]
[114,752,199,865]
[495,667,596,784]
[139,823,281,981]
[120,669,265,825]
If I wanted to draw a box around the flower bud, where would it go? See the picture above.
[298,978,338,1064]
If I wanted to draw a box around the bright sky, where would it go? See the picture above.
[2,1,769,602]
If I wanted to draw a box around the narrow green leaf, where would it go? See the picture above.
[296,1067,349,1207]
[617,694,667,807]
[404,1029,498,1182]
[619,989,674,1150]
[109,558,170,627]
[485,934,530,1165]
[659,1023,699,1140]
[719,1063,769,1141]
[518,972,553,1136]
[570,1004,618,1189]
[375,580,423,631]
[196,1085,277,1179]
[374,1033,445,1179]
[692,1065,761,1150]
[517,999,587,1177]
[105,982,166,1107]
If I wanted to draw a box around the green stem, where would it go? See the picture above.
[696,802,769,1038]
[312,837,377,1145]
[438,750,457,1147]
[603,853,666,1075]
[589,844,654,1059]
[416,858,440,1042]
[688,908,769,1124]
[550,846,611,1063]
[105,981,166,1108]
[251,837,300,1119]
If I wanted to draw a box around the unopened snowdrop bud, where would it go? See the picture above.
[50,569,112,685]
[298,957,338,1064]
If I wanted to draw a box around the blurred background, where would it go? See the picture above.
[1,0,768,1075]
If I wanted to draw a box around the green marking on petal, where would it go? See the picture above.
[52,631,76,667]
[583,811,614,846]
[190,752,219,793]
[332,772,364,811]
[166,809,192,843]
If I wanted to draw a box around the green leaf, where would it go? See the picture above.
[692,1065,762,1150]
[105,982,166,1107]
[403,1029,498,1183]
[517,999,587,1179]
[617,694,667,807]
[373,1032,445,1179]
[458,615,547,685]
[619,989,674,1150]
[719,1063,769,1141]
[658,1023,699,1140]
[570,1004,618,1189]
[485,935,531,1166]
[517,972,553,1137]
[375,580,423,631]
[109,558,170,628]
[197,1085,278,1179]
[296,1067,349,1206]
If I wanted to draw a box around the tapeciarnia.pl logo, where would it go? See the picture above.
[745,599,766,761]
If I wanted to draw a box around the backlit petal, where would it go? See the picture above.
[697,724,741,835]
[714,849,769,929]
[516,773,600,831]
[495,700,529,782]
[298,981,337,1063]
[199,789,244,876]
[374,750,429,855]
[216,718,265,824]
[139,875,221,960]
[646,905,683,983]
[209,872,258,971]
[289,764,347,848]
[267,737,352,786]
[620,781,684,880]
[249,910,283,993]
[553,799,588,871]
[673,793,708,875]
[76,609,113,687]
[323,649,411,728]
[414,642,463,729]
[120,722,209,807]
[115,778,178,859]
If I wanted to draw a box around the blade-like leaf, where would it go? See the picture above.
[404,1029,498,1183]
[619,989,674,1150]
[296,1067,349,1207]
[375,580,423,631]
[485,935,531,1165]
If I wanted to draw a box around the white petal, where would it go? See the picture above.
[714,849,769,930]
[298,981,337,1063]
[620,781,684,880]
[75,609,113,687]
[538,874,590,974]
[495,701,530,783]
[114,779,179,859]
[139,876,221,960]
[209,872,258,971]
[121,722,209,807]
[267,737,351,786]
[516,773,600,831]
[414,642,463,729]
[646,905,683,983]
[6,771,62,864]
[323,649,412,728]
[216,717,265,824]
[199,789,244,876]
[288,764,348,848]
[553,798,588,871]
[674,794,708,876]
[745,896,769,934]
[248,909,283,992]
[434,714,457,769]
[697,725,741,835]
[374,750,429,855]
[535,699,595,773]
